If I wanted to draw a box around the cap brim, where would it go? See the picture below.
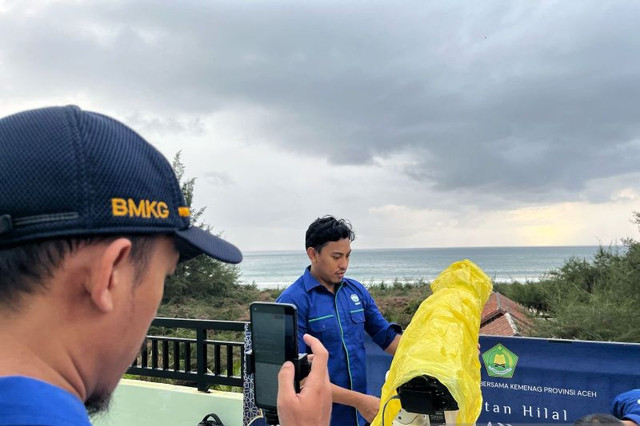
[175,226,242,264]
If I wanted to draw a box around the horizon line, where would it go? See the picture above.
[243,243,618,254]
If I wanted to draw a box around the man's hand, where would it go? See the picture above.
[277,334,332,426]
[355,393,381,423]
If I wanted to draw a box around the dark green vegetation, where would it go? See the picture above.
[366,279,432,328]
[163,154,639,343]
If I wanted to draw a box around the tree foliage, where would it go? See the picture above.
[495,214,640,342]
[161,152,240,306]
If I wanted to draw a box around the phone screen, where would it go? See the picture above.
[250,302,298,410]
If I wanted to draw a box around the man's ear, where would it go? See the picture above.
[306,247,317,263]
[90,238,134,313]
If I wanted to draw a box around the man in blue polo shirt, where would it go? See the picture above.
[277,216,402,426]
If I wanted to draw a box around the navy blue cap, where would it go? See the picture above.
[0,105,242,264]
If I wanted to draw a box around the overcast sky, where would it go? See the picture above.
[2,0,640,251]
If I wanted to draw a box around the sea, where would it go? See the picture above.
[237,245,606,289]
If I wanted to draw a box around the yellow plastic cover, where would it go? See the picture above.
[371,259,493,426]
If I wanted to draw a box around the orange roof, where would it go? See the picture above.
[480,292,533,336]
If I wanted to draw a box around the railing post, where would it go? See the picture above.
[141,341,148,367]
[185,342,191,372]
[240,344,245,379]
[151,339,158,369]
[173,340,180,370]
[227,345,233,377]
[197,328,208,392]
[214,344,221,376]
[162,340,169,370]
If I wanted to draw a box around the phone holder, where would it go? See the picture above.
[293,353,311,385]
[261,409,280,425]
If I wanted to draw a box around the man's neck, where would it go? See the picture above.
[309,269,339,294]
[0,308,88,402]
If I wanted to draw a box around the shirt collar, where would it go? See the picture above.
[302,266,324,292]
[302,266,347,292]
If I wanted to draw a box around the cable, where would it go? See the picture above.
[381,394,400,426]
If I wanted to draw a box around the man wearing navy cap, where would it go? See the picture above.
[0,106,331,426]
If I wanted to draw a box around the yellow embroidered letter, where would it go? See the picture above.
[128,199,146,218]
[157,202,169,218]
[146,200,158,218]
[112,198,127,216]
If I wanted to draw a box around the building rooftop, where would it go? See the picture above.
[480,291,533,336]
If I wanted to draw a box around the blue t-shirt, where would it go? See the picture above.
[277,267,401,426]
[0,376,91,426]
[612,388,640,425]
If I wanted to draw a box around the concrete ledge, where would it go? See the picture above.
[92,379,243,426]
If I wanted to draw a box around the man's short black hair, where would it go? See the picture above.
[305,216,355,252]
[575,414,623,425]
[0,235,155,310]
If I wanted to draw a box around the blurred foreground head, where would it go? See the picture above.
[575,414,623,424]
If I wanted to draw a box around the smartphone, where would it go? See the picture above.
[250,302,299,411]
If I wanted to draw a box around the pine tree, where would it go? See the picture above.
[161,152,240,306]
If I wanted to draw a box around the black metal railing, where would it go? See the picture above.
[127,317,248,392]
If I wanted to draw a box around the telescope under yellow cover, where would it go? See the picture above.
[371,259,493,426]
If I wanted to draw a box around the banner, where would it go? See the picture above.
[366,335,640,424]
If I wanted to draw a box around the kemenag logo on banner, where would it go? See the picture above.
[482,343,519,379]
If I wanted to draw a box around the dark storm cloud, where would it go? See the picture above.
[2,0,640,205]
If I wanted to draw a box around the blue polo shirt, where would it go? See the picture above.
[0,376,92,425]
[612,388,640,425]
[277,268,401,426]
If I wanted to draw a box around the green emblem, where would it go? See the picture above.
[482,343,519,378]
